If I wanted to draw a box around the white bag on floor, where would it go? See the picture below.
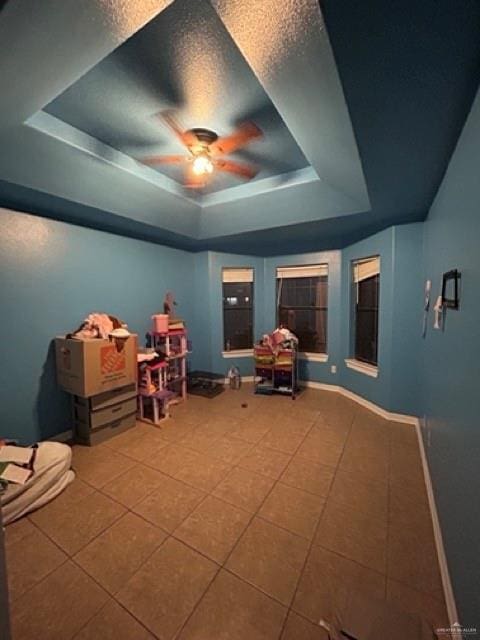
[1,442,74,525]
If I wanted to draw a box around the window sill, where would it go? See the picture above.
[344,359,379,378]
[222,349,253,358]
[299,352,328,363]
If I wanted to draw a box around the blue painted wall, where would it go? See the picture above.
[190,251,266,377]
[264,251,342,385]
[389,224,424,415]
[192,231,422,419]
[340,227,395,409]
[340,225,423,416]
[0,208,195,444]
[420,91,480,626]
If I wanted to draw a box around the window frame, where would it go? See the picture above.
[275,264,329,356]
[222,268,254,353]
[351,256,380,369]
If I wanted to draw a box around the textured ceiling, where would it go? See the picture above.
[0,0,480,255]
[44,0,309,194]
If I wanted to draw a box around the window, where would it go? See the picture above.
[276,265,328,353]
[352,256,380,366]
[222,268,254,351]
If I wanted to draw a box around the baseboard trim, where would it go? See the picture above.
[415,420,459,631]
[224,375,255,385]
[300,380,417,425]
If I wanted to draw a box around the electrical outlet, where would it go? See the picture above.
[331,365,337,374]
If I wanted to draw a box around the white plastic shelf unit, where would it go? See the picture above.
[151,329,187,400]
[137,329,188,425]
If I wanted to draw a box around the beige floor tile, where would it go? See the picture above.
[132,475,205,532]
[74,599,155,640]
[387,523,444,598]
[8,388,444,640]
[239,446,291,480]
[103,422,149,447]
[116,538,217,640]
[328,468,388,519]
[281,611,329,639]
[156,418,201,443]
[74,512,167,594]
[29,478,95,531]
[314,499,387,573]
[229,419,274,444]
[259,426,306,455]
[104,430,169,462]
[310,422,350,447]
[351,407,388,430]
[259,482,325,540]
[350,413,390,439]
[280,457,334,498]
[281,406,320,424]
[10,561,108,640]
[386,578,449,629]
[147,443,199,476]
[216,402,257,421]
[169,403,212,425]
[72,445,136,489]
[343,434,389,459]
[178,569,287,640]
[174,495,250,563]
[293,545,386,623]
[212,466,276,513]
[206,435,254,464]
[174,449,231,492]
[296,432,343,467]
[390,442,425,490]
[6,525,67,602]
[389,482,431,529]
[389,421,418,447]
[178,428,222,454]
[339,446,389,485]
[4,517,36,549]
[31,490,126,556]
[226,517,309,606]
[193,415,242,438]
[101,463,166,508]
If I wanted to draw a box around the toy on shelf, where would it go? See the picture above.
[254,327,299,399]
[137,326,188,425]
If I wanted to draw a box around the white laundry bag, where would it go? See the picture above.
[1,442,74,525]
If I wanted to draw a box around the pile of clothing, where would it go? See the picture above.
[1,441,74,525]
[257,326,298,355]
[68,312,129,340]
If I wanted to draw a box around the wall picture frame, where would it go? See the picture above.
[441,269,461,309]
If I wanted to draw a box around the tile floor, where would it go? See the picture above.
[5,385,449,639]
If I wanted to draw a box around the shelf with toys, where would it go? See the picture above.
[137,292,189,425]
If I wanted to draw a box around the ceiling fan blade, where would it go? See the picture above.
[157,110,198,149]
[210,122,263,156]
[139,154,186,165]
[214,158,258,180]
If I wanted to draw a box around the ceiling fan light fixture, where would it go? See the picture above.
[192,154,214,176]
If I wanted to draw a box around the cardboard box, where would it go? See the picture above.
[55,334,137,397]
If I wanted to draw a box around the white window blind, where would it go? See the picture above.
[353,257,380,283]
[276,264,328,279]
[222,268,254,283]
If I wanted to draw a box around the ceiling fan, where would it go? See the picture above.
[138,111,263,188]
